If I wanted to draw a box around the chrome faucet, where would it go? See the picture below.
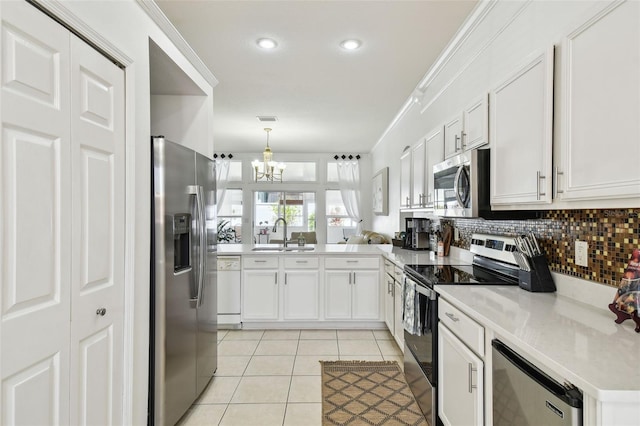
[272,218,287,247]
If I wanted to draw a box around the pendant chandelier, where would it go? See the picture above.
[252,127,286,182]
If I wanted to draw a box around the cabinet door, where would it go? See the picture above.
[242,270,279,320]
[283,270,319,320]
[444,114,463,159]
[384,276,395,335]
[352,270,380,320]
[425,126,445,206]
[394,281,404,350]
[557,1,640,202]
[325,270,352,319]
[490,48,554,206]
[462,94,488,151]
[400,149,412,208]
[438,324,483,426]
[411,139,426,207]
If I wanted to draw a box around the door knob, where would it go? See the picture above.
[96,308,107,316]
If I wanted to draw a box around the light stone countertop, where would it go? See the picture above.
[435,285,640,404]
[217,244,473,267]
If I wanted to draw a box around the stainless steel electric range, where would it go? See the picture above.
[402,233,521,426]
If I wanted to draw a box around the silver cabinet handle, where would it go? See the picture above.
[353,272,356,285]
[254,260,267,263]
[284,273,287,285]
[406,196,410,207]
[295,260,308,264]
[347,260,358,263]
[454,134,460,151]
[348,272,352,284]
[468,363,477,393]
[537,171,546,200]
[445,312,459,322]
[96,308,106,316]
[461,131,467,149]
[553,166,564,198]
[275,272,278,285]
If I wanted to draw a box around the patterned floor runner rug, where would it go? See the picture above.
[320,360,428,426]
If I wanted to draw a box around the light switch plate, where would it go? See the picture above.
[575,240,588,267]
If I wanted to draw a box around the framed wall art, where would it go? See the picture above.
[372,167,388,216]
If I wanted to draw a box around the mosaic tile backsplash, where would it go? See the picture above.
[441,208,640,288]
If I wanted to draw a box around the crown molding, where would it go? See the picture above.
[136,0,218,88]
[372,0,498,152]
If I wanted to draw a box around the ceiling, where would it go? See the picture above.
[155,0,478,154]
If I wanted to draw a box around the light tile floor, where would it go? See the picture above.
[178,328,403,426]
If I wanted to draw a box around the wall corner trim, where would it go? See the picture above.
[135,0,219,88]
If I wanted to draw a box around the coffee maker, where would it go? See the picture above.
[403,217,431,250]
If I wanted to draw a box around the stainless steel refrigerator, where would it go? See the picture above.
[150,136,217,425]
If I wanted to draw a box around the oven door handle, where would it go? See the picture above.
[407,278,435,299]
[453,165,466,207]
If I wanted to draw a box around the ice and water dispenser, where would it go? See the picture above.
[173,213,191,272]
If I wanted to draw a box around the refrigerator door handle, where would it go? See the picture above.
[196,185,206,307]
[187,185,205,305]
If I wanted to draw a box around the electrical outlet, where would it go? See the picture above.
[575,240,588,267]
[454,228,459,242]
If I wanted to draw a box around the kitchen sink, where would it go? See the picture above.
[250,246,315,252]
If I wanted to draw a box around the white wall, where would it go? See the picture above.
[25,1,216,424]
[370,0,606,237]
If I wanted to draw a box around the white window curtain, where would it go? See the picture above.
[215,158,231,214]
[336,160,362,234]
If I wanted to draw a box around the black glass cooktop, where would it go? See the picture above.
[404,263,519,288]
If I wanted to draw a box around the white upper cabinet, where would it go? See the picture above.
[555,0,640,203]
[462,94,489,152]
[490,47,554,206]
[400,148,412,208]
[411,139,426,207]
[444,113,463,159]
[425,126,445,207]
[444,95,488,159]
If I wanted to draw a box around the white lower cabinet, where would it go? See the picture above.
[394,280,404,350]
[438,324,483,426]
[242,269,279,320]
[283,269,319,320]
[324,257,380,321]
[384,274,395,333]
[438,297,485,426]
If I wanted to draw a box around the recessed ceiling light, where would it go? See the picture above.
[257,38,277,49]
[340,39,362,50]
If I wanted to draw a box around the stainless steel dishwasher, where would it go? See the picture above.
[492,340,583,426]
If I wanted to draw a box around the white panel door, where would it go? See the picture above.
[0,2,71,424]
[68,35,125,426]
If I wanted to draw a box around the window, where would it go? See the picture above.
[326,190,357,243]
[281,162,316,182]
[227,160,242,181]
[254,191,316,243]
[217,189,242,243]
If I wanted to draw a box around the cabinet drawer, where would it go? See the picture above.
[283,257,319,269]
[439,298,484,357]
[325,257,379,269]
[384,259,395,276]
[243,256,279,269]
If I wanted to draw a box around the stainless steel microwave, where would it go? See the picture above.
[433,149,539,220]
[433,149,488,218]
